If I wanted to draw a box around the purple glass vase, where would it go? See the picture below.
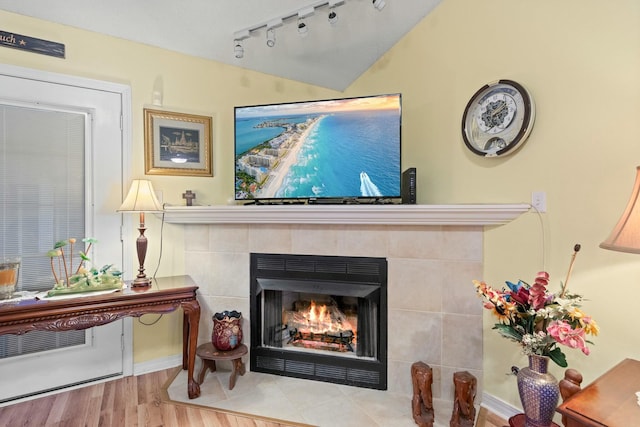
[517,355,560,427]
[211,310,243,351]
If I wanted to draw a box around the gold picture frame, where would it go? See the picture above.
[144,108,213,176]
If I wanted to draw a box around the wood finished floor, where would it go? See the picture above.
[0,368,508,427]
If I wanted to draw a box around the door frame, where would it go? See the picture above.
[0,63,134,376]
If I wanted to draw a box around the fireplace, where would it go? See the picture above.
[250,253,387,390]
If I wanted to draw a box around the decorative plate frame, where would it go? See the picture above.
[144,108,212,176]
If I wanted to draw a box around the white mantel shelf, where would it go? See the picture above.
[162,203,530,226]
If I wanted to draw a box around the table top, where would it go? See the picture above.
[197,342,248,360]
[556,358,640,427]
[0,275,198,315]
[0,275,199,335]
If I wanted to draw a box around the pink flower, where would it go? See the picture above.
[547,320,590,355]
[528,271,550,310]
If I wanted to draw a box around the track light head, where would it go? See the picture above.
[297,18,309,37]
[266,28,276,47]
[234,40,244,59]
[372,0,386,11]
[328,9,338,25]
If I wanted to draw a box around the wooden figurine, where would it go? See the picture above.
[450,371,476,427]
[411,361,434,427]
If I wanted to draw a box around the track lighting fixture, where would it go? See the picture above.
[234,40,244,58]
[372,0,386,11]
[232,0,359,59]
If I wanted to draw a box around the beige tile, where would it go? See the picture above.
[440,226,483,261]
[291,225,340,255]
[388,309,442,364]
[347,387,412,421]
[388,226,443,260]
[441,260,483,315]
[336,225,389,257]
[209,224,249,253]
[300,394,379,427]
[442,313,483,370]
[386,359,413,395]
[278,376,346,410]
[248,224,292,254]
[208,252,250,298]
[214,380,302,423]
[184,224,210,251]
[388,258,444,312]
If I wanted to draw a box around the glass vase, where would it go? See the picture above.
[517,355,560,427]
[211,310,243,351]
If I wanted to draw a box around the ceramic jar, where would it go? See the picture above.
[212,310,243,351]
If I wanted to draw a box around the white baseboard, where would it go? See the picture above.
[480,392,520,420]
[133,354,183,376]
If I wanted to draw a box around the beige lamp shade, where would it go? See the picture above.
[117,180,163,212]
[600,166,640,254]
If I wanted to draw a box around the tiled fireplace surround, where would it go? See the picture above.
[168,204,527,418]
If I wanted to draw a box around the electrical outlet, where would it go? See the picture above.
[531,191,547,213]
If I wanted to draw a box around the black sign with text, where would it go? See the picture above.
[0,30,65,58]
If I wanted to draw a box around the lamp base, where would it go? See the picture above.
[131,276,152,288]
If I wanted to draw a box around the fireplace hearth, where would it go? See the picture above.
[250,253,387,390]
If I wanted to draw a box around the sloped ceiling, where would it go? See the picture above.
[0,0,442,91]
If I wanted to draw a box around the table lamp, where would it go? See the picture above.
[118,179,163,287]
[600,166,640,253]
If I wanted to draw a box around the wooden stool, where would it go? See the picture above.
[507,414,560,427]
[196,342,247,390]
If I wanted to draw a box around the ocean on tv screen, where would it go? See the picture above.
[235,95,401,201]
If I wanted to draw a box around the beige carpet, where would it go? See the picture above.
[163,362,458,427]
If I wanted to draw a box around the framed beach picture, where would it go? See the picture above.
[144,109,213,176]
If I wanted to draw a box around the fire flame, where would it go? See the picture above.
[307,301,329,324]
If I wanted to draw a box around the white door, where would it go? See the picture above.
[0,65,130,402]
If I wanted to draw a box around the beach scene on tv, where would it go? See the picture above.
[234,94,401,202]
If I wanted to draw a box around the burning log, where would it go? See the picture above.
[282,299,358,352]
[288,328,354,352]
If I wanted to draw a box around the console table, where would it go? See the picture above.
[556,358,640,427]
[0,275,202,399]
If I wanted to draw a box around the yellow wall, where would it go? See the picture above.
[3,0,640,409]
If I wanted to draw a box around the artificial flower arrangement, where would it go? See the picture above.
[473,244,599,367]
[46,237,123,297]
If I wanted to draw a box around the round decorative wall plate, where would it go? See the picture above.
[461,79,535,157]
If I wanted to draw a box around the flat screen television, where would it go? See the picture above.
[234,93,402,203]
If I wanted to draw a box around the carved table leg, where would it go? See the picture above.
[181,299,201,399]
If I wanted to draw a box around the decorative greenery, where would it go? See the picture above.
[46,238,122,297]
[473,244,599,368]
